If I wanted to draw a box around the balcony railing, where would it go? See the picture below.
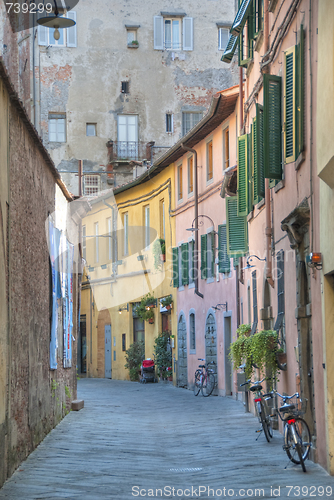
[108,141,169,164]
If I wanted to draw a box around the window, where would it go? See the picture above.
[188,240,195,284]
[182,112,202,136]
[223,127,229,170]
[207,140,213,182]
[86,123,97,136]
[237,134,249,217]
[94,222,99,263]
[126,25,139,47]
[180,243,189,286]
[123,212,129,256]
[172,247,179,287]
[153,15,193,51]
[218,28,229,51]
[218,224,230,274]
[252,105,265,204]
[159,200,165,240]
[200,232,215,280]
[252,270,258,332]
[166,113,173,133]
[144,205,150,248]
[121,81,129,94]
[83,175,100,196]
[48,113,66,142]
[82,225,86,260]
[38,11,77,47]
[263,74,282,180]
[190,312,195,351]
[225,196,248,258]
[122,334,126,351]
[188,156,194,194]
[177,164,183,201]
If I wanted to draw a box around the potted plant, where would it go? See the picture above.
[160,295,173,310]
[250,330,280,382]
[129,40,139,47]
[124,340,145,381]
[153,331,172,381]
[152,238,165,270]
[276,347,287,371]
[134,293,156,323]
[236,323,251,337]
[229,333,253,379]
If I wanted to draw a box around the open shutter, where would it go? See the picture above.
[230,0,254,36]
[183,17,193,51]
[67,11,77,47]
[38,23,48,46]
[253,104,264,203]
[154,15,164,50]
[297,25,304,155]
[211,233,215,277]
[264,73,282,180]
[284,46,296,163]
[200,234,208,280]
[181,243,189,286]
[172,247,179,288]
[221,33,238,63]
[226,197,248,257]
[218,224,230,274]
[237,134,248,217]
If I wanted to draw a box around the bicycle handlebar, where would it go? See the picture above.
[271,390,300,400]
[240,377,269,387]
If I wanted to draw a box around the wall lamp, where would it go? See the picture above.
[306,252,322,270]
[118,304,129,314]
[186,214,215,233]
[212,302,228,311]
[37,1,76,41]
[243,254,266,270]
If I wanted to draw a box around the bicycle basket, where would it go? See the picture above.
[296,397,308,416]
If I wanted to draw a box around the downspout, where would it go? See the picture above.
[236,67,243,328]
[263,0,274,287]
[181,144,203,298]
[309,0,313,254]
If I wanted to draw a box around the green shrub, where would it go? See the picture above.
[154,331,172,379]
[124,340,145,380]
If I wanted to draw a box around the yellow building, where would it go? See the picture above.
[80,164,176,381]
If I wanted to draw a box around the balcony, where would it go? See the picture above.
[107,141,169,164]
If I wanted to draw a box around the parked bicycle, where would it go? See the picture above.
[267,390,311,472]
[194,359,215,397]
[241,377,273,442]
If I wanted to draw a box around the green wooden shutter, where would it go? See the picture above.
[211,233,215,277]
[181,243,189,286]
[172,247,179,288]
[264,73,282,180]
[284,47,296,163]
[218,224,230,273]
[253,103,265,201]
[226,197,248,257]
[237,134,248,216]
[231,0,254,36]
[201,234,208,280]
[221,34,238,63]
[189,240,195,283]
[297,25,304,156]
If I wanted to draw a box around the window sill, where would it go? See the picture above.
[274,179,285,193]
[295,151,306,171]
[127,43,139,49]
[256,198,265,210]
[246,59,254,78]
[247,210,254,222]
[178,285,185,292]
[206,177,214,186]
[188,282,195,289]
[206,277,215,284]
[254,30,264,53]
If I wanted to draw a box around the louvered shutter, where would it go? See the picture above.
[297,25,304,156]
[284,47,296,163]
[172,247,179,288]
[38,23,48,46]
[264,73,282,180]
[154,16,164,50]
[253,105,264,204]
[211,233,215,277]
[226,197,248,257]
[183,17,193,51]
[181,243,189,286]
[237,134,248,217]
[67,11,77,47]
[218,224,230,273]
[201,234,208,280]
[230,0,254,36]
[221,34,238,63]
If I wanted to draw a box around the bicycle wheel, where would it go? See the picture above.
[259,401,272,443]
[284,417,311,464]
[194,370,201,396]
[201,372,215,397]
[262,400,274,439]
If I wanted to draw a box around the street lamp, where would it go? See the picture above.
[37,0,76,41]
[243,254,266,270]
[186,214,215,233]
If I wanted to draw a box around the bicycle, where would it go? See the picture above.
[194,359,215,397]
[241,377,273,442]
[268,390,311,472]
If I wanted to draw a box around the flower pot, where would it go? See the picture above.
[166,304,172,310]
[276,352,287,371]
[160,254,166,262]
[148,317,154,324]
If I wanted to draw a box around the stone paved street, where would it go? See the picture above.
[0,379,333,500]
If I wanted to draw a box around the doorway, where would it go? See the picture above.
[177,314,187,388]
[224,315,232,395]
[117,114,138,159]
[105,324,112,378]
[205,312,217,389]
[78,315,87,374]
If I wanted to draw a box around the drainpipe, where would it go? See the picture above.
[263,0,274,287]
[181,144,203,298]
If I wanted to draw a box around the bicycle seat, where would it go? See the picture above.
[278,403,295,413]
[199,365,205,368]
[249,384,262,392]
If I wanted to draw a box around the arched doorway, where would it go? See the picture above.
[205,311,217,391]
[177,313,187,388]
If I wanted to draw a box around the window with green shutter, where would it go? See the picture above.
[252,104,265,203]
[297,25,304,156]
[188,240,195,284]
[218,224,230,274]
[200,234,208,280]
[172,247,179,288]
[181,243,189,286]
[284,46,296,163]
[237,134,249,217]
[221,33,238,63]
[226,196,248,257]
[231,0,254,36]
[263,73,282,180]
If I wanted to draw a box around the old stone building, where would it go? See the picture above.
[37,0,238,194]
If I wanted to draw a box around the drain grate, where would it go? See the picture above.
[169,467,203,473]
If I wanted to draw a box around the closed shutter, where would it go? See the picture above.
[297,25,304,156]
[211,233,215,277]
[154,16,164,50]
[226,197,248,257]
[38,23,48,46]
[264,73,282,180]
[183,17,193,51]
[218,224,230,274]
[253,104,264,204]
[274,250,285,331]
[237,134,248,217]
[67,11,77,47]
[181,243,189,286]
[284,47,296,163]
[172,247,179,288]
[201,234,208,280]
[189,240,195,283]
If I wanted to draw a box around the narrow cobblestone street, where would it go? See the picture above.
[0,379,333,500]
